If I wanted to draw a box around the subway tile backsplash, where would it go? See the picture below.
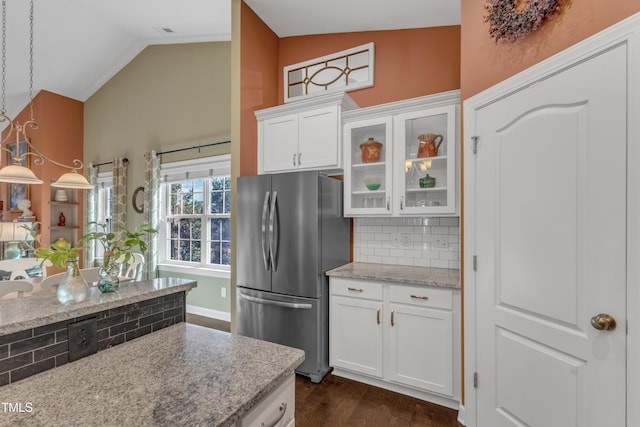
[353,217,460,269]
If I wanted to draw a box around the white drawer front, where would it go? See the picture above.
[330,278,383,300]
[238,374,295,427]
[389,285,452,310]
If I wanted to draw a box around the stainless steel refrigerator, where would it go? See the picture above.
[236,171,350,383]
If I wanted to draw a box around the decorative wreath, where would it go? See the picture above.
[484,0,560,43]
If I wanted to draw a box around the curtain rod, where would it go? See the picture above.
[92,158,129,168]
[156,140,231,156]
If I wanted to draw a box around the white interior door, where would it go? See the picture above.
[472,43,627,426]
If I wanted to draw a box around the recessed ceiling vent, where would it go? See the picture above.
[153,26,175,35]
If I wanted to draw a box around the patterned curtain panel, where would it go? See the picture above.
[112,157,128,243]
[143,151,160,279]
[83,163,98,267]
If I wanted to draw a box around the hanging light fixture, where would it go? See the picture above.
[0,0,92,189]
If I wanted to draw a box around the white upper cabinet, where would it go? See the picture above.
[343,91,459,217]
[256,92,359,174]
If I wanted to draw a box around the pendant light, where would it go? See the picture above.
[0,0,92,190]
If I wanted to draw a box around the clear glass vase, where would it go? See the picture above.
[57,259,89,304]
[98,257,120,293]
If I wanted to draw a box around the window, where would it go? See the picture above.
[92,172,113,261]
[160,155,231,275]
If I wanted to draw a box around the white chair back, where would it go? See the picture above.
[118,253,145,280]
[39,271,66,290]
[0,280,33,298]
[0,258,51,280]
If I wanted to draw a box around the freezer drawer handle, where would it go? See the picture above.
[347,287,363,292]
[260,402,287,427]
[240,293,313,309]
[261,191,271,271]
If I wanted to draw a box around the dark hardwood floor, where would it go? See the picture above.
[296,374,460,427]
[185,313,231,332]
[185,314,461,427]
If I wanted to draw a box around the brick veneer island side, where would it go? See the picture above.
[0,277,198,385]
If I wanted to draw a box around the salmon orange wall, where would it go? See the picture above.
[1,90,83,246]
[278,26,461,108]
[240,2,461,175]
[461,0,640,100]
[240,2,279,176]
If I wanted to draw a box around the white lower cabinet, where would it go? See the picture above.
[329,277,460,408]
[237,373,295,427]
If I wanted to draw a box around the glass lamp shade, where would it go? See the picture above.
[51,171,93,189]
[0,164,44,184]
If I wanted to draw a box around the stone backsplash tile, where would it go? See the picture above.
[0,291,185,386]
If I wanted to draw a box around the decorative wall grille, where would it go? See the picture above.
[284,42,374,103]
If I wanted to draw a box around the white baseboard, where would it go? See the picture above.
[457,403,466,426]
[186,304,231,322]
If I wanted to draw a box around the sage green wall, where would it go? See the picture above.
[84,41,231,228]
[84,42,232,316]
[159,271,231,314]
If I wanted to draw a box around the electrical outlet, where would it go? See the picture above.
[399,234,411,247]
[221,288,227,298]
[432,238,449,249]
[68,317,97,362]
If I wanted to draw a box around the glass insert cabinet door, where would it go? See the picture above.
[343,117,393,215]
[394,105,457,215]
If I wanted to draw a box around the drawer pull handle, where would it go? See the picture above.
[377,308,380,324]
[391,310,395,327]
[347,287,363,292]
[261,402,287,427]
[410,294,429,300]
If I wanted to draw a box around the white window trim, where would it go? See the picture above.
[159,154,231,272]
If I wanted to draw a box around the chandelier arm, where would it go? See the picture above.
[0,111,13,145]
[24,140,84,171]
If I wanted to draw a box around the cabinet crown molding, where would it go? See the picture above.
[255,91,359,120]
[342,90,460,122]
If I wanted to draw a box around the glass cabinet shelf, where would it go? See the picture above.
[343,92,459,217]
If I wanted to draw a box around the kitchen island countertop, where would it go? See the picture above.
[0,277,197,336]
[326,262,460,289]
[0,323,305,427]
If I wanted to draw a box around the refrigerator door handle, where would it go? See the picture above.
[261,191,271,271]
[239,292,313,309]
[269,191,279,271]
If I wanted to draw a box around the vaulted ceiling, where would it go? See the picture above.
[1,0,459,120]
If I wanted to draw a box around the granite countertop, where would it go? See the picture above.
[0,278,197,336]
[326,262,460,289]
[0,323,305,427]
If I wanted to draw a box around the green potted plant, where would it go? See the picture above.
[23,223,87,305]
[80,222,157,293]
